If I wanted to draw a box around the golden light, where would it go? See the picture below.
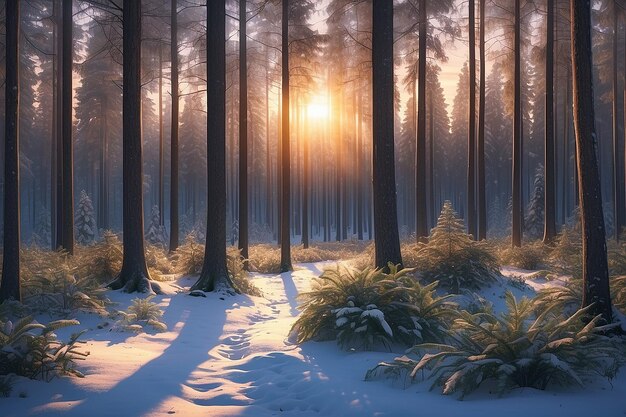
[307,94,330,120]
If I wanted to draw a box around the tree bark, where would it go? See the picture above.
[192,0,234,292]
[477,0,486,240]
[280,0,293,272]
[512,0,522,247]
[612,8,623,241]
[416,0,428,241]
[372,0,402,270]
[108,0,158,294]
[158,44,164,226]
[570,0,612,323]
[169,0,180,253]
[543,0,557,243]
[61,0,74,255]
[468,0,476,239]
[239,0,249,262]
[302,109,309,248]
[1,0,21,302]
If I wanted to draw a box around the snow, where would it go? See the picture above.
[2,261,626,417]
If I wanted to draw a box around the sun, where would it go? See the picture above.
[307,95,330,120]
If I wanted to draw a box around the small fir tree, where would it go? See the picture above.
[76,190,97,245]
[524,165,545,239]
[145,205,168,247]
[416,201,499,292]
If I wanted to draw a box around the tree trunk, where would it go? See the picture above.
[1,0,21,302]
[192,0,234,292]
[477,0,486,240]
[416,0,428,241]
[302,109,309,248]
[372,0,402,270]
[512,0,522,247]
[55,0,64,249]
[357,84,364,240]
[612,8,623,241]
[468,0,476,239]
[158,44,164,226]
[169,0,180,253]
[60,0,74,255]
[280,0,293,272]
[543,0,557,243]
[239,0,249,262]
[108,0,157,294]
[570,0,612,323]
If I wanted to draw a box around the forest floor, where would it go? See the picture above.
[2,261,626,417]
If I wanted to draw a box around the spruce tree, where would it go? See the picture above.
[76,190,97,245]
[146,205,168,247]
[524,165,545,240]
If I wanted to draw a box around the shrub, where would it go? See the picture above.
[367,292,622,398]
[498,241,547,270]
[77,231,123,283]
[0,317,88,381]
[613,276,626,313]
[145,244,174,280]
[608,243,626,277]
[549,228,582,279]
[292,264,455,351]
[415,201,499,293]
[173,234,205,275]
[114,296,167,333]
[226,247,261,296]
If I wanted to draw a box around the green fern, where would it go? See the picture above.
[367,292,622,398]
[292,264,455,351]
[115,296,167,332]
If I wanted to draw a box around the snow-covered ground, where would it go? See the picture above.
[2,261,626,417]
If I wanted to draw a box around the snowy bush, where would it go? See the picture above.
[367,292,623,398]
[415,201,499,293]
[226,247,261,296]
[612,276,626,314]
[114,296,167,333]
[145,244,174,280]
[293,264,455,351]
[0,317,88,381]
[548,227,582,279]
[31,209,52,248]
[75,190,97,245]
[145,206,168,247]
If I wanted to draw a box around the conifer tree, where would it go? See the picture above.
[525,165,545,240]
[76,190,97,245]
[146,205,168,247]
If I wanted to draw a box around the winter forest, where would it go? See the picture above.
[1,0,626,416]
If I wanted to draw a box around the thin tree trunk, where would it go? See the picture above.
[372,0,402,270]
[357,84,364,240]
[302,110,309,248]
[468,0,476,239]
[108,0,157,294]
[193,0,234,292]
[416,0,428,241]
[612,8,623,241]
[280,0,293,271]
[169,0,180,252]
[512,0,522,247]
[544,0,557,243]
[1,0,21,302]
[239,0,249,261]
[570,0,612,323]
[158,44,164,226]
[477,0,486,240]
[60,0,74,254]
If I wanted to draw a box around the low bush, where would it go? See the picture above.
[292,264,455,351]
[498,241,547,270]
[173,234,205,276]
[0,317,88,381]
[77,231,123,283]
[367,292,622,398]
[114,296,167,333]
[414,201,499,293]
[226,247,262,296]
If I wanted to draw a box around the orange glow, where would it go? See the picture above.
[307,94,330,120]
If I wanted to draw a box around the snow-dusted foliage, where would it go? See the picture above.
[0,316,88,381]
[524,165,544,239]
[114,296,167,333]
[75,190,97,245]
[367,292,623,397]
[292,264,455,351]
[145,205,168,247]
[415,201,499,292]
